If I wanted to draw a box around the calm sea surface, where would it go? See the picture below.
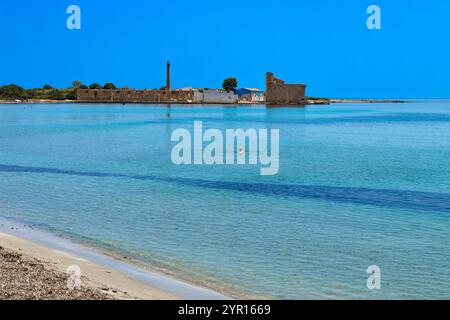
[1,101,450,299]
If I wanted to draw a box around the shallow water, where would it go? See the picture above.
[1,101,450,299]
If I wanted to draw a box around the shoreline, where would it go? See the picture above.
[329,98,406,104]
[0,242,115,300]
[0,219,229,300]
[0,98,408,105]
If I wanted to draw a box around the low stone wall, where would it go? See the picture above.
[77,89,194,103]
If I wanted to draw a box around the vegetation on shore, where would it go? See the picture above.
[0,78,242,102]
[0,80,403,104]
[222,77,238,93]
[0,81,118,101]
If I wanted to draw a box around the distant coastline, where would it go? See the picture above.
[329,98,407,104]
[0,68,407,106]
[0,99,77,104]
[0,98,406,105]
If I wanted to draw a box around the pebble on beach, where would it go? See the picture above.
[0,246,115,300]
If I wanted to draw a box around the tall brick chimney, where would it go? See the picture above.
[166,61,171,95]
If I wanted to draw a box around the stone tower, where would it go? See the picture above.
[265,72,306,105]
[265,72,275,99]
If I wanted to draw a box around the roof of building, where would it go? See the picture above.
[178,87,199,91]
[237,88,264,92]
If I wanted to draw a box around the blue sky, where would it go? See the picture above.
[0,0,449,98]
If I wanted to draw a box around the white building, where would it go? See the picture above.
[193,90,238,104]
[236,88,265,103]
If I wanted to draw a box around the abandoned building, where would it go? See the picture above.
[265,72,307,105]
[77,61,193,103]
[77,87,195,103]
[77,63,308,105]
[195,90,238,104]
[78,61,240,104]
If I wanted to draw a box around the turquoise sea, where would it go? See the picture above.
[1,101,450,299]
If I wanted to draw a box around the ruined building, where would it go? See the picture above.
[77,88,194,103]
[265,72,307,105]
[77,61,194,103]
[79,64,308,105]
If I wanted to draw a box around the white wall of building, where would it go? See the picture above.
[240,93,265,102]
[193,90,238,104]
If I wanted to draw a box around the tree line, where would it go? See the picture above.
[0,81,118,101]
[0,78,239,101]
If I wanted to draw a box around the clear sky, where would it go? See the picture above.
[1,0,449,98]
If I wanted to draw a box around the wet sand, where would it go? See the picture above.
[0,220,230,300]
[0,232,177,300]
[0,244,114,300]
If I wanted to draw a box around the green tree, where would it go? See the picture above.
[79,84,88,89]
[222,78,238,93]
[89,83,102,89]
[25,89,37,99]
[0,84,26,100]
[48,89,65,100]
[72,80,84,88]
[43,84,53,90]
[66,91,78,100]
[103,82,116,90]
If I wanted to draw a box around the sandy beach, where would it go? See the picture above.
[0,232,177,300]
[0,242,113,300]
[0,222,229,300]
